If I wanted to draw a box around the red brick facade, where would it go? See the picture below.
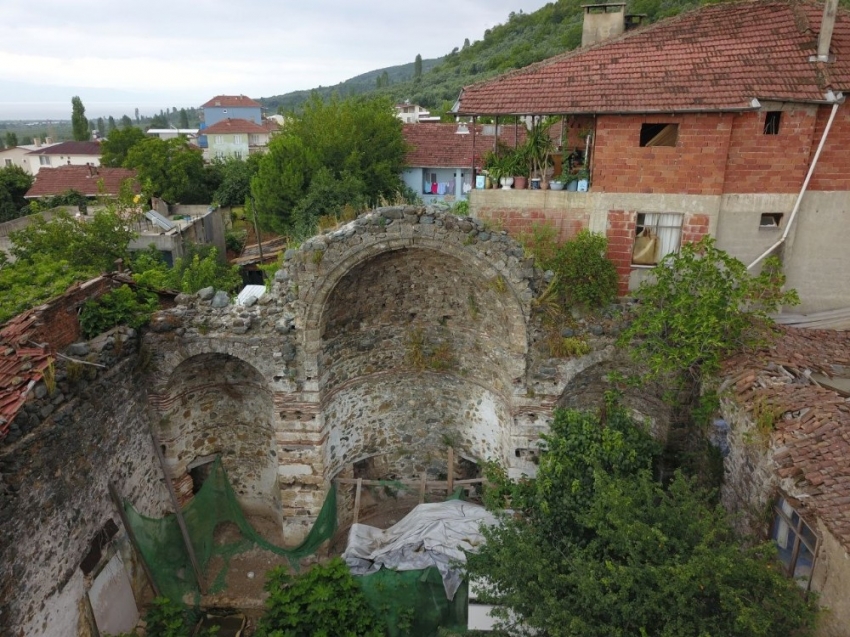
[593,114,733,195]
[808,105,850,192]
[475,205,590,242]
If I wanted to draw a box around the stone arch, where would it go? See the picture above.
[152,352,281,524]
[281,209,537,486]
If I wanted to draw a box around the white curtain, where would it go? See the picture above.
[642,213,682,260]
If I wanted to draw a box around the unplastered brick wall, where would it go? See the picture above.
[605,210,637,296]
[592,113,734,195]
[808,104,850,192]
[722,106,817,194]
[0,354,169,637]
[469,190,590,241]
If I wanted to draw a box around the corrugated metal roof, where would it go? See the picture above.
[145,210,176,231]
[236,285,267,305]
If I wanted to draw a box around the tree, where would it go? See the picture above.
[212,155,261,208]
[120,115,133,129]
[101,126,145,167]
[463,37,471,49]
[71,96,89,141]
[381,70,389,87]
[618,236,798,394]
[134,107,140,122]
[5,132,18,148]
[414,53,423,79]
[467,400,819,637]
[97,117,105,134]
[251,94,406,235]
[125,137,208,203]
[0,165,34,222]
[179,108,190,129]
[149,113,169,129]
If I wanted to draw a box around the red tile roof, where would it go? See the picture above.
[203,118,269,135]
[457,0,850,115]
[723,327,850,549]
[403,123,528,168]
[25,166,138,199]
[201,95,262,108]
[0,312,53,441]
[26,141,102,156]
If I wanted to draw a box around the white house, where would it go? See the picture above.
[146,128,199,142]
[203,118,279,161]
[25,141,101,176]
[0,140,60,174]
[395,101,441,124]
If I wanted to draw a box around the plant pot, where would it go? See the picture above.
[499,176,514,190]
[549,181,564,191]
[530,178,541,190]
[566,180,578,191]
[577,178,589,192]
[514,176,528,190]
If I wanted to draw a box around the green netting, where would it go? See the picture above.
[124,457,337,603]
[357,567,469,637]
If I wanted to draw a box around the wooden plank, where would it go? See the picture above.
[334,477,487,487]
[353,478,363,524]
[107,482,160,598]
[419,472,427,504]
[447,447,454,495]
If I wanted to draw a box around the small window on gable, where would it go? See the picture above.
[764,111,782,135]
[640,123,678,147]
[760,213,783,228]
[632,213,684,265]
[772,496,817,589]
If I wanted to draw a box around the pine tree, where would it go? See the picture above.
[414,54,422,80]
[108,116,117,132]
[179,108,190,129]
[71,96,89,141]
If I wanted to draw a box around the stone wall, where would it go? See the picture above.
[0,339,169,637]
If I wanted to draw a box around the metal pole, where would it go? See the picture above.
[149,427,207,594]
[108,481,161,598]
[250,196,265,277]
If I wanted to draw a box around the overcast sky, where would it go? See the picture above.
[0,0,550,120]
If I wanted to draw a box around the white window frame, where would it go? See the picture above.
[772,496,818,590]
[4,158,11,167]
[233,135,243,144]
[632,212,683,266]
[39,155,51,166]
[214,135,224,145]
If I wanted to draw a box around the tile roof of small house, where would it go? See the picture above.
[201,95,262,108]
[203,118,269,135]
[0,312,54,441]
[403,123,528,168]
[24,166,138,199]
[26,141,102,156]
[722,327,850,549]
[456,0,850,115]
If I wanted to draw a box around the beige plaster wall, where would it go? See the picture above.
[811,523,850,637]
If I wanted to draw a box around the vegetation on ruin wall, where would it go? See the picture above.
[469,398,819,637]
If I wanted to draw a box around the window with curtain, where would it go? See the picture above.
[772,496,817,589]
[632,213,683,265]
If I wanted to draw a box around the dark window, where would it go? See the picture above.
[764,111,782,135]
[772,496,817,589]
[159,250,173,268]
[80,519,119,575]
[760,213,783,228]
[640,123,678,147]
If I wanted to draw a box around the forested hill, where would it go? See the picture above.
[257,0,723,115]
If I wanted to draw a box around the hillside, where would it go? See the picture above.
[262,0,850,115]
[260,0,716,115]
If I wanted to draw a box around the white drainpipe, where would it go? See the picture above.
[747,94,843,270]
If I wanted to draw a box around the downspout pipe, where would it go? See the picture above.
[747,95,843,270]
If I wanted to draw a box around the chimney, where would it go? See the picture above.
[581,3,627,47]
[815,0,839,62]
[34,137,41,148]
[45,136,53,144]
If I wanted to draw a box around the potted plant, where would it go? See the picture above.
[527,117,556,188]
[510,147,530,189]
[576,165,590,192]
[549,179,565,191]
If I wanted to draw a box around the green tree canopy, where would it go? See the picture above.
[251,94,407,235]
[414,53,423,79]
[0,165,34,222]
[5,132,18,148]
[100,126,146,167]
[108,116,117,132]
[467,400,819,637]
[71,96,89,141]
[213,155,261,208]
[124,137,208,203]
[179,108,190,129]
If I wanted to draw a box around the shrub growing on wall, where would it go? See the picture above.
[79,284,158,338]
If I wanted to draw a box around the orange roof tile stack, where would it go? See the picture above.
[723,326,850,547]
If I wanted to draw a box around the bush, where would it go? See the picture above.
[552,229,618,308]
[79,284,158,339]
[256,558,383,637]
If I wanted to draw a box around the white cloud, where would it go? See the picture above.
[0,0,550,118]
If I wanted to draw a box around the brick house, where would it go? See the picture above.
[455,0,850,316]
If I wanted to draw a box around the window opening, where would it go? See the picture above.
[764,111,781,135]
[188,454,218,494]
[80,519,119,575]
[760,213,783,228]
[772,496,817,589]
[632,213,683,265]
[4,159,11,167]
[39,155,51,166]
[640,123,678,147]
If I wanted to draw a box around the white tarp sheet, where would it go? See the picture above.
[343,499,498,599]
